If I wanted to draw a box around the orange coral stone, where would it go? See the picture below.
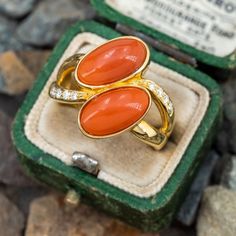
[77,37,147,86]
[79,87,150,136]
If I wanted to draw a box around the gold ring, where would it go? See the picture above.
[49,36,175,150]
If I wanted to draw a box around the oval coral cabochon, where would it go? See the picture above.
[79,87,150,137]
[76,37,148,86]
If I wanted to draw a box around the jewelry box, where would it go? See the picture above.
[12,0,230,231]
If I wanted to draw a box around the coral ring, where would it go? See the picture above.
[49,36,175,150]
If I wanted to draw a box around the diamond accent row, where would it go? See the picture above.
[49,83,84,102]
[146,80,174,116]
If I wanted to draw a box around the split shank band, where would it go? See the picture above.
[49,36,175,150]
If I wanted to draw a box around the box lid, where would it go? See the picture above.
[91,0,236,70]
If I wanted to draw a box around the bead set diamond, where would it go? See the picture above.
[144,80,174,116]
[50,80,174,116]
[49,82,83,102]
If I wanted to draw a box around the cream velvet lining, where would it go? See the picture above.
[24,33,210,198]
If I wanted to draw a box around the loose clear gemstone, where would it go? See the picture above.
[63,90,70,100]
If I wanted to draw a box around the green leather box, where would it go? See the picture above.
[12,0,228,231]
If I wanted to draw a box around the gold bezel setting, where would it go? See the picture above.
[77,85,152,139]
[74,36,150,89]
